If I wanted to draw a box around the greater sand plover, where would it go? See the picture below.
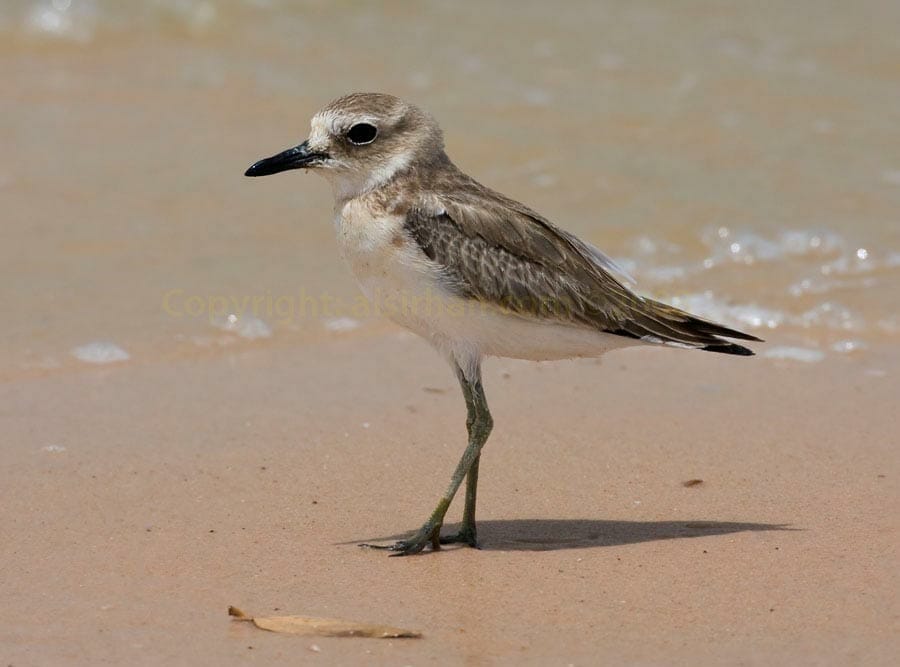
[246,93,761,555]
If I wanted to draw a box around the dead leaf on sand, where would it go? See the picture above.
[228,606,422,639]
[682,479,704,487]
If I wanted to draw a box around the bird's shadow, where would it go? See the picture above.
[350,519,796,552]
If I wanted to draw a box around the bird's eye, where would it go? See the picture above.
[346,123,378,145]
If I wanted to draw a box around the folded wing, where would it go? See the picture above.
[404,178,761,355]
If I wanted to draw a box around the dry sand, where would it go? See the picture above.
[2,333,897,665]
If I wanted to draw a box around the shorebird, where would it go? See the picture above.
[245,93,761,555]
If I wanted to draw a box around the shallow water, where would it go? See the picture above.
[3,0,899,378]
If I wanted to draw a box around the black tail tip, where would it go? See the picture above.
[703,342,755,356]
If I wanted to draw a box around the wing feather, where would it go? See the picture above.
[403,173,761,354]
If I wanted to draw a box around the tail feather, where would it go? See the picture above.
[702,341,755,356]
[616,298,763,356]
[688,318,763,342]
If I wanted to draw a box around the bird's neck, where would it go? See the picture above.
[329,149,453,206]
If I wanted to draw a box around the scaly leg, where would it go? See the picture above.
[361,362,492,555]
[439,365,488,547]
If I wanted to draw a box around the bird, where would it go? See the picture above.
[245,92,762,556]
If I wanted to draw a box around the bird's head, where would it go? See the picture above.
[245,92,445,199]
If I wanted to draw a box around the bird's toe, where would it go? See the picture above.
[438,528,479,548]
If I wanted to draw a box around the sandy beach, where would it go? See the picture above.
[2,1,899,664]
[3,334,898,665]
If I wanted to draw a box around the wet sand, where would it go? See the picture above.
[3,334,897,665]
[3,2,900,374]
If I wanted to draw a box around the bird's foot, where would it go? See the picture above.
[359,522,442,556]
[439,525,479,548]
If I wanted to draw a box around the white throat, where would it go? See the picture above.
[326,149,413,202]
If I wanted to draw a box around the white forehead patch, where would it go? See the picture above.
[307,113,335,152]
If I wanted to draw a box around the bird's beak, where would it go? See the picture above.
[244,140,327,177]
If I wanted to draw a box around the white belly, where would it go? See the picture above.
[425,302,639,361]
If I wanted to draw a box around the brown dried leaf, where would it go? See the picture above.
[682,479,704,487]
[228,606,421,639]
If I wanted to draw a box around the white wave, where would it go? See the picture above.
[71,341,130,364]
[216,313,272,339]
[763,347,825,363]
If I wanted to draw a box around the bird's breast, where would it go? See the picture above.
[335,199,405,281]
[335,199,445,332]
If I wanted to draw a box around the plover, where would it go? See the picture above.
[246,93,761,555]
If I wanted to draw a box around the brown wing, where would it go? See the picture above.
[405,176,761,355]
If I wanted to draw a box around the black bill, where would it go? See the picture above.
[244,140,326,177]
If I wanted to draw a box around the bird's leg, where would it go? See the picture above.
[439,366,489,547]
[361,363,492,556]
